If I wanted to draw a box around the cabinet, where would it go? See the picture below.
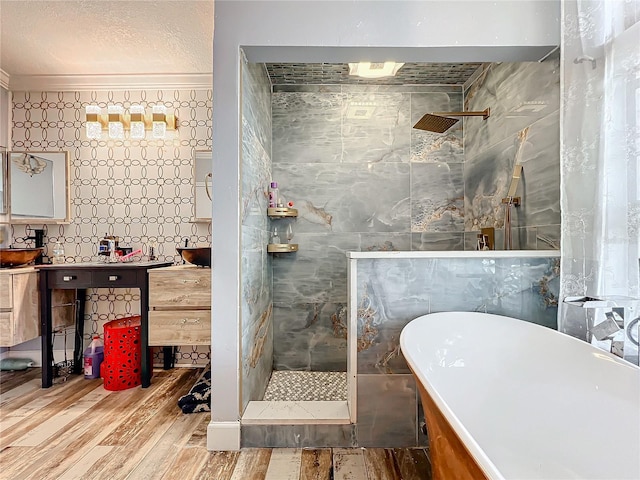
[148,265,211,346]
[0,267,75,347]
[0,267,40,347]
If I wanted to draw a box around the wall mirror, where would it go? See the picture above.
[10,151,71,224]
[193,150,212,222]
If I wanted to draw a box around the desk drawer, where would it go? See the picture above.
[0,275,11,309]
[48,270,92,288]
[149,268,211,307]
[93,269,139,288]
[148,310,211,346]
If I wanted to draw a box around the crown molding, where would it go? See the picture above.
[7,73,213,92]
[0,70,9,90]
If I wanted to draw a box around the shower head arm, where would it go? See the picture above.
[431,108,490,119]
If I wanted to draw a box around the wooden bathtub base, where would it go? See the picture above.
[416,381,489,480]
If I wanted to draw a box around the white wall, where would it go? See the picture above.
[210,0,560,450]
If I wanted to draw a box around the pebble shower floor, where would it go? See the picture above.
[263,371,347,401]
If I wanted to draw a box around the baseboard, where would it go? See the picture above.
[0,349,74,367]
[0,350,209,369]
[207,421,241,451]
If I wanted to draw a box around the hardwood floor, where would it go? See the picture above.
[0,367,432,479]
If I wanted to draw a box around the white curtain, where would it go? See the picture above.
[560,0,640,361]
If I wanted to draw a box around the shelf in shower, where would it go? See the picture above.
[267,243,298,253]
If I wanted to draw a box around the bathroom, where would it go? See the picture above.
[1,0,638,472]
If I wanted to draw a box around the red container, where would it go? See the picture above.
[101,315,142,391]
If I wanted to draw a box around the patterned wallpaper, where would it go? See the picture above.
[9,89,212,366]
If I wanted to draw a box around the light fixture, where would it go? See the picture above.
[107,105,125,139]
[84,104,178,140]
[85,105,103,139]
[12,153,48,176]
[348,61,405,79]
[129,104,146,139]
[152,105,167,139]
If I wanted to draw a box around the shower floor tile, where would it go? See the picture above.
[263,371,347,401]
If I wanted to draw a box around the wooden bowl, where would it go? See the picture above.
[0,248,43,268]
[176,247,211,267]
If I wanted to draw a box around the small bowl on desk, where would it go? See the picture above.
[176,247,211,267]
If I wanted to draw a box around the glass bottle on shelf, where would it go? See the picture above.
[270,225,281,244]
[285,223,294,243]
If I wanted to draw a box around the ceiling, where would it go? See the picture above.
[0,1,512,90]
[0,1,214,89]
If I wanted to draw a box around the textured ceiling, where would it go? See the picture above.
[0,1,213,77]
[265,62,484,85]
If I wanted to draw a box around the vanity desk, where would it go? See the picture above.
[36,261,172,388]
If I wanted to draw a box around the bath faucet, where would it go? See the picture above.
[25,229,46,264]
[26,228,45,248]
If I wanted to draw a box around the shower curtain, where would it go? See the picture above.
[560,0,640,361]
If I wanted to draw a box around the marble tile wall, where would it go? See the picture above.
[241,60,274,410]
[463,60,561,247]
[271,68,560,370]
[355,255,560,446]
[10,89,212,366]
[271,85,467,371]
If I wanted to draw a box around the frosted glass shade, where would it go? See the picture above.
[152,105,167,139]
[107,105,125,139]
[129,104,145,139]
[85,105,102,139]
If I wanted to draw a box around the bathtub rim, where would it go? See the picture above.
[400,311,640,480]
[401,315,501,479]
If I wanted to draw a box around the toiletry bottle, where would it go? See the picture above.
[52,242,65,264]
[99,233,110,256]
[268,182,279,208]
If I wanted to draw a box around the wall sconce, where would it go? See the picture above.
[84,104,178,140]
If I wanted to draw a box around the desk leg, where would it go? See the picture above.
[72,289,86,375]
[163,346,175,369]
[39,273,53,388]
[140,282,151,388]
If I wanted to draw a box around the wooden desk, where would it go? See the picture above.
[36,261,172,388]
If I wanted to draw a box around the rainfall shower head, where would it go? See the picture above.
[413,108,490,133]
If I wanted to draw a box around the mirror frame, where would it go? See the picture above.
[0,147,7,216]
[9,150,71,224]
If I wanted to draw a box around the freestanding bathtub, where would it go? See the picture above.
[400,312,640,480]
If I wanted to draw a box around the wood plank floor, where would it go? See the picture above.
[0,368,432,480]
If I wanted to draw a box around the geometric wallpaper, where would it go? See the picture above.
[9,89,212,365]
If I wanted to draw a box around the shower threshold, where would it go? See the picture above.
[241,371,351,425]
[242,400,350,425]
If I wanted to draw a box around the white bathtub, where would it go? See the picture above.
[400,312,640,480]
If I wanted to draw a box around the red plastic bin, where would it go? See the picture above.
[101,315,142,391]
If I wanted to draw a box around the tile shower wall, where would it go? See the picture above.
[10,89,212,366]
[241,61,274,410]
[354,255,560,446]
[463,60,561,249]
[270,63,560,372]
[271,84,465,371]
